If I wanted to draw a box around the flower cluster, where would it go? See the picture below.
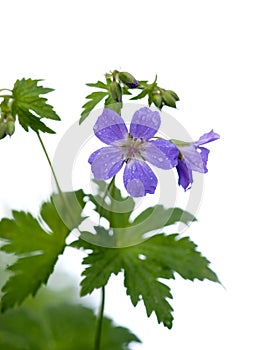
[89,107,219,197]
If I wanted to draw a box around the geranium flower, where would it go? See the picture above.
[175,130,220,190]
[88,107,178,197]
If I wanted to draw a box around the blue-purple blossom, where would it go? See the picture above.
[175,130,220,190]
[88,107,178,197]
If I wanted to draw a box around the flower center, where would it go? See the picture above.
[116,134,144,161]
[127,137,143,158]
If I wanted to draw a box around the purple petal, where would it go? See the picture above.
[129,107,160,140]
[88,149,101,164]
[147,139,179,168]
[179,145,206,173]
[198,146,210,172]
[93,108,128,145]
[176,159,193,190]
[123,160,158,197]
[194,130,220,147]
[90,146,124,180]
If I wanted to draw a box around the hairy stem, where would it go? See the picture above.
[94,286,105,350]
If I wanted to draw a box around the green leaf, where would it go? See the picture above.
[0,302,140,350]
[130,88,149,100]
[86,80,108,90]
[83,181,196,246]
[86,180,135,228]
[104,95,122,115]
[80,91,108,124]
[11,78,60,133]
[72,233,218,328]
[0,190,84,311]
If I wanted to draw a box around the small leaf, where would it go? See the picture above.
[130,88,149,100]
[86,80,108,90]
[80,91,108,124]
[11,78,60,133]
[0,190,85,311]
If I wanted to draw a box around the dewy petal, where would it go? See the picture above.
[90,146,124,180]
[194,129,220,147]
[139,140,177,169]
[179,145,206,173]
[93,108,128,145]
[147,139,179,168]
[123,159,158,197]
[176,159,193,190]
[129,107,160,140]
[88,149,101,164]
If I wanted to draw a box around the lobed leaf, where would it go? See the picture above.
[11,78,60,133]
[83,181,196,246]
[80,91,108,124]
[71,233,218,328]
[0,301,140,350]
[0,190,84,311]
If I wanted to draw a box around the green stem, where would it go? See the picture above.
[94,286,105,350]
[98,176,115,224]
[94,176,115,349]
[36,131,77,227]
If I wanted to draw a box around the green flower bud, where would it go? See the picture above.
[167,89,179,101]
[109,81,122,102]
[162,91,176,108]
[119,72,139,88]
[6,120,15,136]
[0,122,7,140]
[152,93,163,109]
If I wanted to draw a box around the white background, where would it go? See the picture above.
[1,0,256,349]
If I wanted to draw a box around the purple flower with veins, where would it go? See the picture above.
[88,107,178,197]
[174,130,220,190]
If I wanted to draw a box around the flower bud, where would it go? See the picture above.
[109,81,122,102]
[6,120,15,136]
[119,72,139,88]
[162,90,176,108]
[0,122,7,140]
[152,93,163,109]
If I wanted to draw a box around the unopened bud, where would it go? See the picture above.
[109,81,122,102]
[0,122,7,140]
[162,91,176,108]
[167,90,179,101]
[6,120,15,136]
[152,93,163,109]
[119,72,139,88]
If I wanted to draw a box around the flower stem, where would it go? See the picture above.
[94,176,116,349]
[36,131,77,227]
[94,286,105,350]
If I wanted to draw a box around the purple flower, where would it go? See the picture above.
[175,130,220,190]
[88,107,178,197]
